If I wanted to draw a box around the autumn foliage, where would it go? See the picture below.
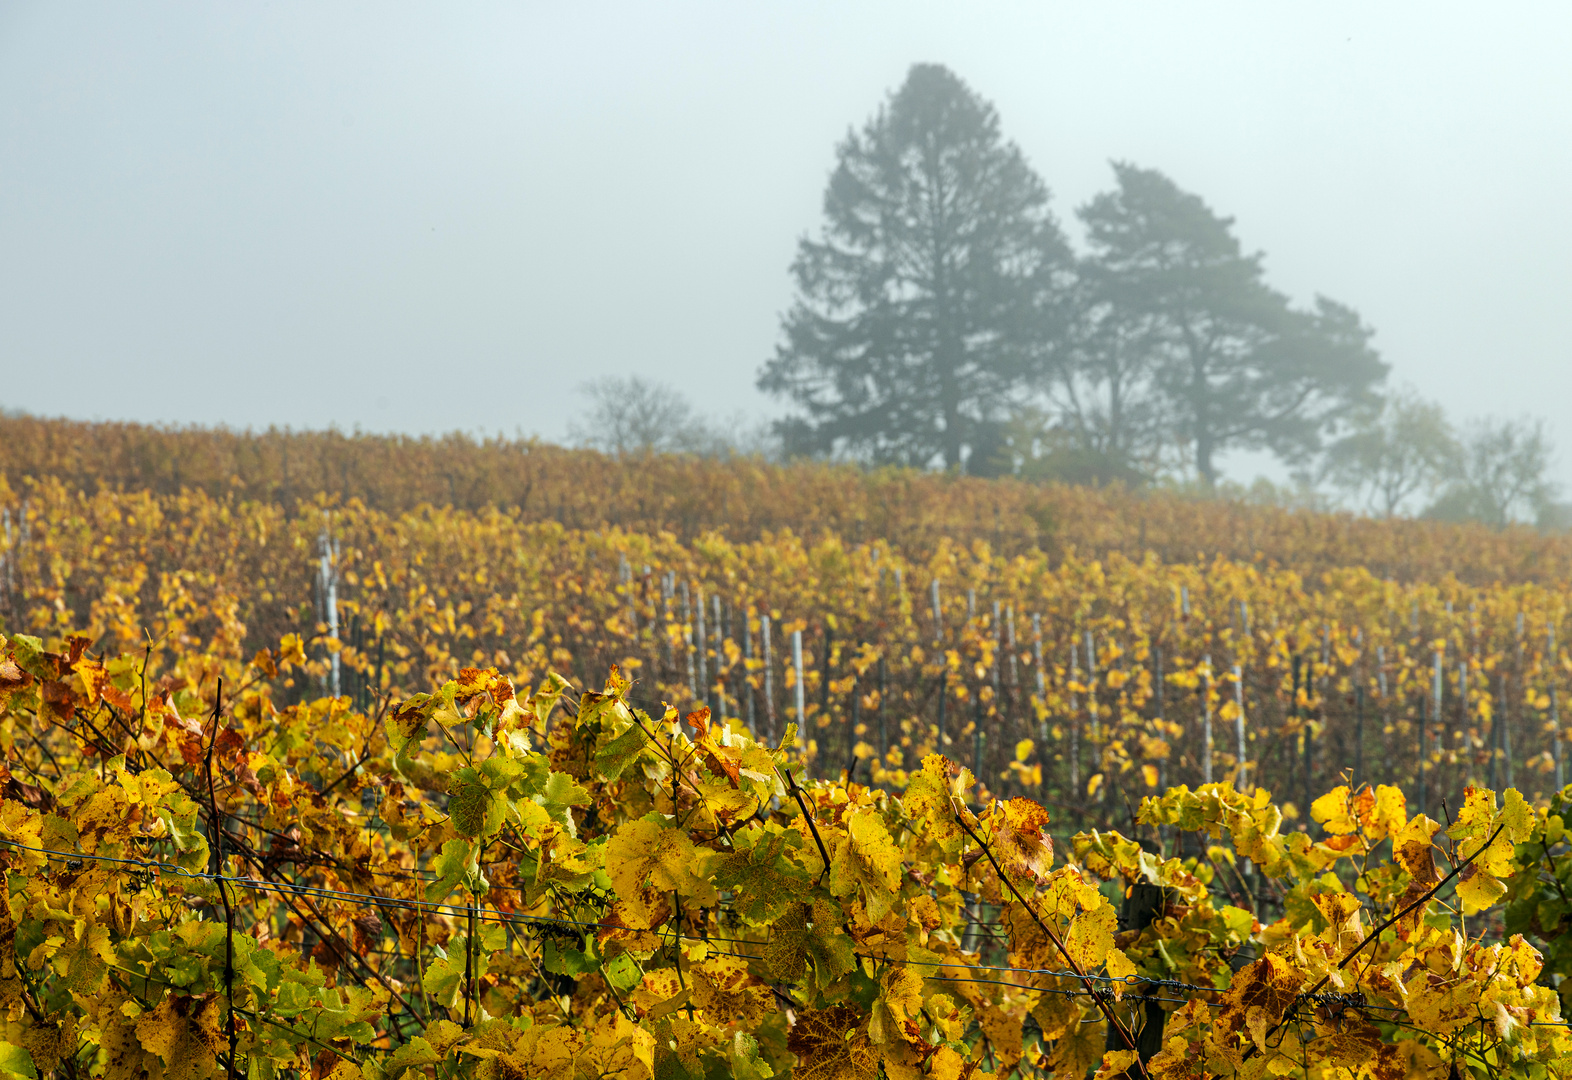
[0,632,1568,1080]
[2,422,1572,1077]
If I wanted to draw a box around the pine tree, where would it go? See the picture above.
[759,64,1073,471]
[1078,163,1386,484]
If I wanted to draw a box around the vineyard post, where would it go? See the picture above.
[849,659,860,781]
[1552,621,1562,789]
[1069,640,1080,795]
[992,599,1003,729]
[930,579,942,644]
[933,579,947,753]
[1376,644,1389,781]
[1290,655,1303,811]
[681,582,696,699]
[1233,663,1246,788]
[761,614,775,743]
[1517,610,1526,791]
[820,626,833,758]
[1032,613,1045,741]
[1201,654,1213,785]
[1354,685,1364,789]
[1485,666,1498,790]
[712,594,724,720]
[1424,648,1442,818]
[318,525,341,698]
[742,607,757,736]
[1460,661,1470,789]
[972,690,984,788]
[695,587,708,706]
[1085,629,1098,739]
[792,629,806,739]
[661,574,674,670]
[344,613,356,707]
[620,556,636,636]
[878,655,889,776]
[1155,647,1166,795]
[1500,670,1514,789]
[1006,603,1018,698]
[0,507,10,620]
[938,670,948,752]
[15,501,26,612]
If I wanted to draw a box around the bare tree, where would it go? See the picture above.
[569,377,781,461]
[1424,415,1557,527]
[1320,387,1457,516]
[1073,164,1386,485]
[568,376,705,456]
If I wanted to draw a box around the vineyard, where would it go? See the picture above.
[1,433,1572,1077]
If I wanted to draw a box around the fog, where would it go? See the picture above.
[2,3,1569,488]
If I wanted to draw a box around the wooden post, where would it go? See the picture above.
[1085,629,1098,738]
[937,670,948,752]
[878,655,889,775]
[695,587,708,705]
[848,660,859,780]
[761,615,775,743]
[992,600,1003,730]
[620,556,637,636]
[820,626,833,740]
[933,580,945,754]
[682,582,696,699]
[1423,649,1442,818]
[792,629,806,733]
[1500,670,1514,790]
[930,579,942,646]
[1006,604,1018,697]
[1233,664,1246,788]
[1155,647,1166,795]
[712,594,724,720]
[1201,654,1213,786]
[1553,622,1563,789]
[1376,644,1389,783]
[973,690,984,786]
[742,607,756,736]
[661,573,674,670]
[1104,883,1172,1071]
[1069,641,1080,795]
[1354,685,1365,790]
[1032,613,1046,741]
[1454,657,1466,803]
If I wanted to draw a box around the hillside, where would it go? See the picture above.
[1,412,1566,584]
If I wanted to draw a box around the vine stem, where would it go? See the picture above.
[780,767,831,880]
[1245,820,1507,1062]
[204,678,238,1080]
[950,805,1149,1079]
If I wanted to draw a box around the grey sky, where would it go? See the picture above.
[2,3,1569,488]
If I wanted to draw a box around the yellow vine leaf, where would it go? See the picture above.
[605,814,718,929]
[827,807,902,923]
[787,1005,880,1080]
[1094,1049,1139,1080]
[1208,953,1302,1062]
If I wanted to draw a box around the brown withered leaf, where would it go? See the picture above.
[788,1004,880,1080]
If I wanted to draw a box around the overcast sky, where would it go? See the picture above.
[2,3,1569,487]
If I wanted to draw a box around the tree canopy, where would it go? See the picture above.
[759,63,1073,471]
[1074,163,1387,484]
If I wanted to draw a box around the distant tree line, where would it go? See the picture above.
[573,63,1561,529]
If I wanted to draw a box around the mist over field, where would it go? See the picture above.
[9,8,1572,1072]
[1,3,1569,511]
